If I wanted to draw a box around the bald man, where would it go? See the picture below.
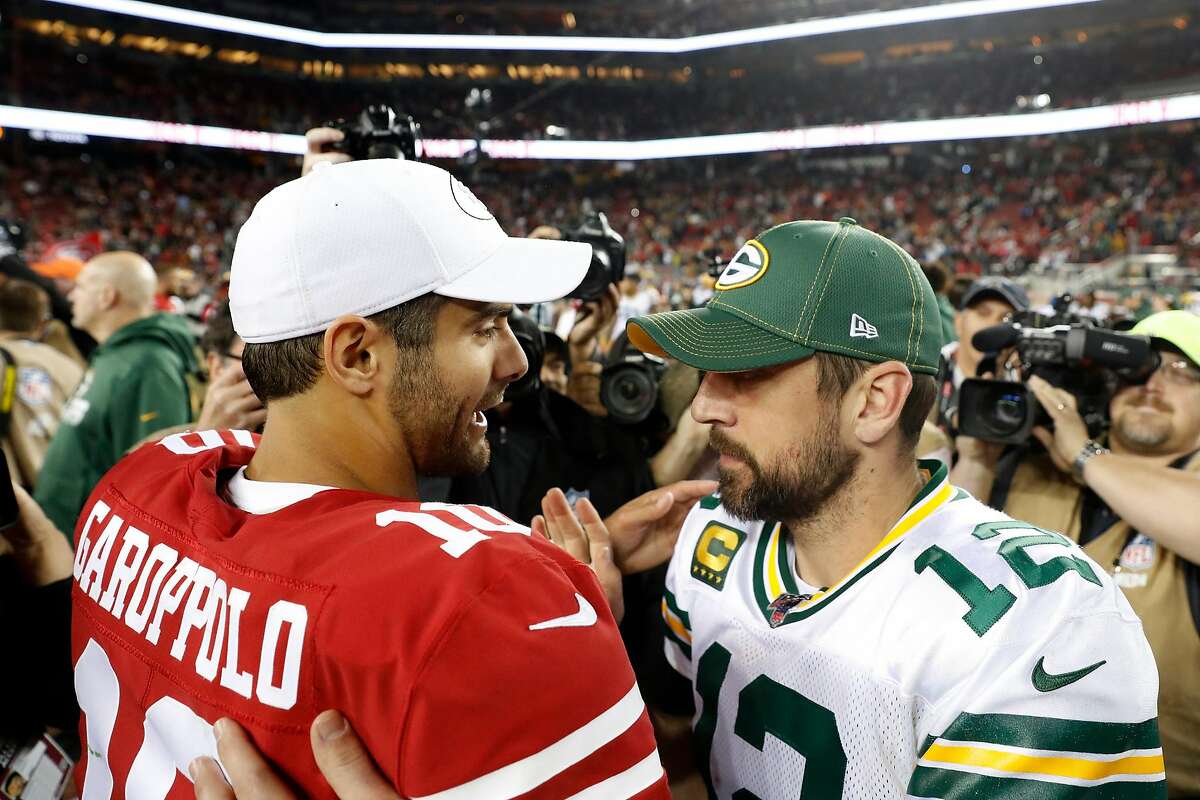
[35,251,198,536]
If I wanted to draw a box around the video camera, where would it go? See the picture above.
[327,104,422,161]
[562,212,626,302]
[959,309,1159,444]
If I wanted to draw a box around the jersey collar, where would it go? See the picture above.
[755,459,953,626]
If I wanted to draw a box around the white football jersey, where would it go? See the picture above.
[662,461,1165,799]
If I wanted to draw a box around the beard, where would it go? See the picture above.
[1112,390,1176,451]
[710,420,859,525]
[389,354,501,477]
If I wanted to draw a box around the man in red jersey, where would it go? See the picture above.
[70,159,673,800]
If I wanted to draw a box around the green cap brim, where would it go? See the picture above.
[628,305,814,372]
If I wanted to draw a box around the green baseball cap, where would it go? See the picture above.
[1131,310,1200,367]
[628,218,942,374]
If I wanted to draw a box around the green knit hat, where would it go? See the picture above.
[628,218,942,374]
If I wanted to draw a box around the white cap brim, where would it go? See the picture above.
[435,237,592,304]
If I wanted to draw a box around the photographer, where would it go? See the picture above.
[957,310,1200,794]
[937,276,1029,437]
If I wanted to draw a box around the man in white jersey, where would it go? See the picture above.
[618,218,1166,798]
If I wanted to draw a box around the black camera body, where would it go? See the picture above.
[562,212,626,302]
[600,333,668,425]
[959,314,1159,444]
[328,105,421,161]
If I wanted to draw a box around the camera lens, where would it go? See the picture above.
[988,390,1027,436]
[601,363,658,424]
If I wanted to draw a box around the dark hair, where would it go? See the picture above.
[242,294,446,403]
[200,301,238,357]
[814,352,937,450]
[921,262,948,294]
[0,279,49,334]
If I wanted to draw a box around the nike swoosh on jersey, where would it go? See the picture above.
[1031,656,1107,692]
[528,593,598,631]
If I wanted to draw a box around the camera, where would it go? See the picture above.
[505,309,545,402]
[600,332,668,425]
[327,104,421,161]
[959,311,1159,444]
[562,212,626,302]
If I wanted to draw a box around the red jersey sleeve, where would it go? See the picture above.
[396,550,669,800]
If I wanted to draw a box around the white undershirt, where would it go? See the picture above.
[225,466,336,515]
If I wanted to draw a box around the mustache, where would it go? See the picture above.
[1121,387,1173,414]
[474,386,508,413]
[709,428,756,464]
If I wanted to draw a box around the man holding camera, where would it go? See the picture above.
[957,309,1200,795]
[937,276,1030,438]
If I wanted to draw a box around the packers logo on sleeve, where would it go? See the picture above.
[691,522,746,589]
[715,239,769,290]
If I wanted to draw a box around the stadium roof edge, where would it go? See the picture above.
[39,0,1104,54]
[1,94,1197,160]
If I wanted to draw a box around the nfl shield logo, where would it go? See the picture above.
[766,592,813,628]
[1118,534,1156,571]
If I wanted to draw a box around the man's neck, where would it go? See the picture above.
[246,397,420,500]
[89,308,151,345]
[786,460,926,589]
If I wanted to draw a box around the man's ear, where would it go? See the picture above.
[323,315,388,397]
[100,285,120,311]
[851,361,912,446]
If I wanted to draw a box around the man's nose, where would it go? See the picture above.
[691,373,735,427]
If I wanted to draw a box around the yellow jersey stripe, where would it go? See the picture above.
[922,743,1166,781]
[661,599,692,644]
[767,524,783,600]
[799,478,953,609]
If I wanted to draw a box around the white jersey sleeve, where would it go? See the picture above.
[662,497,718,680]
[892,507,1165,797]
[910,609,1163,797]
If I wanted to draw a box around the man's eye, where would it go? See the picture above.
[477,328,499,340]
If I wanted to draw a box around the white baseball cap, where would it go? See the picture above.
[229,159,591,343]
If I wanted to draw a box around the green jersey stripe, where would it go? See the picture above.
[934,713,1162,756]
[663,588,691,630]
[908,766,1167,799]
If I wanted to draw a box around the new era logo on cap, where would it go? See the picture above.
[850,313,879,339]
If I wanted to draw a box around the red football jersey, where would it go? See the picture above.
[70,429,668,799]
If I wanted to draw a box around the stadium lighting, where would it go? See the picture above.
[2,94,1196,161]
[39,0,1102,53]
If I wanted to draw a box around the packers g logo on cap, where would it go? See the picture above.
[715,239,769,290]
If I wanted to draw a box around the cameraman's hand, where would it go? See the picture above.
[1,483,73,586]
[533,489,624,622]
[566,360,607,417]
[568,284,620,364]
[301,127,352,176]
[1028,375,1088,477]
[197,363,268,432]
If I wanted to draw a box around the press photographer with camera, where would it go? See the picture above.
[936,276,1030,439]
[954,309,1200,794]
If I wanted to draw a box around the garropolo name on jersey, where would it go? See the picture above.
[71,433,317,712]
